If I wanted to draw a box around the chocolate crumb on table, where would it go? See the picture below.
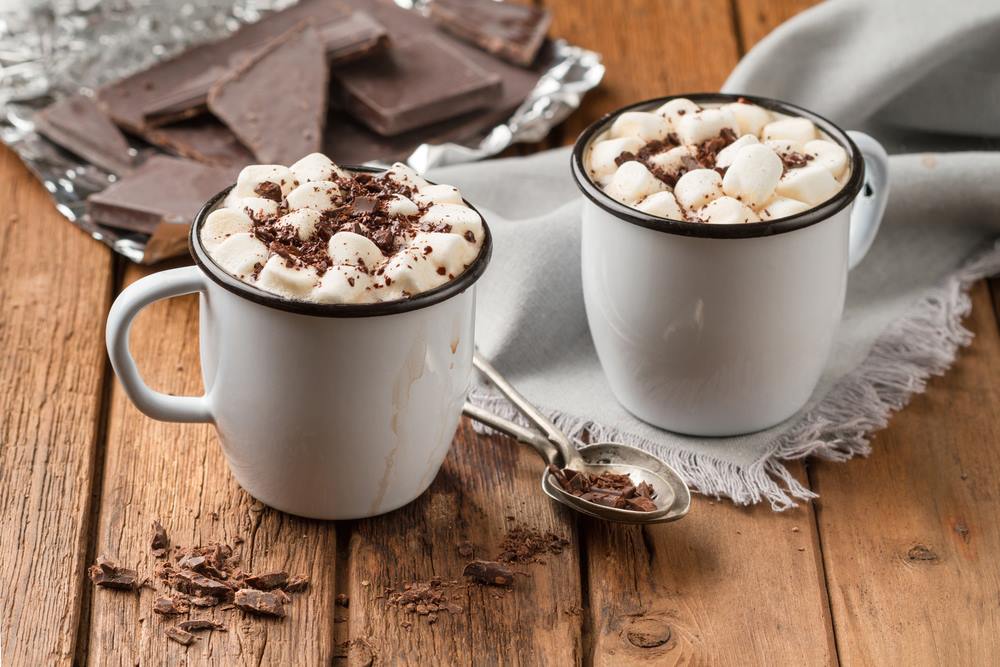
[165,626,196,646]
[178,618,227,633]
[496,524,570,563]
[547,465,659,512]
[88,556,138,590]
[151,519,170,558]
[462,560,515,587]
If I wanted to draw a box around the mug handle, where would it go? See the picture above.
[105,265,213,423]
[846,131,890,270]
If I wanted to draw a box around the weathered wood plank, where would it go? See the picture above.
[731,0,817,53]
[543,1,836,664]
[548,0,741,144]
[0,146,114,664]
[810,282,1000,664]
[343,418,583,666]
[87,264,338,665]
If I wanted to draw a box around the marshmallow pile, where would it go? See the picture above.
[200,153,485,304]
[585,98,850,224]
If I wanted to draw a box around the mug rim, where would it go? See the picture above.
[570,92,866,239]
[189,165,493,318]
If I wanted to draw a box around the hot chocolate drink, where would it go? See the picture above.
[200,153,485,304]
[583,97,850,223]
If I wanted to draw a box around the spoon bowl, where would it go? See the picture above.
[542,442,690,524]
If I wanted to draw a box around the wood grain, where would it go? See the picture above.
[0,146,114,665]
[731,0,818,52]
[86,264,338,665]
[546,0,740,143]
[343,418,583,666]
[810,282,1000,664]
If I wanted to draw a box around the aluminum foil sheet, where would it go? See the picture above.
[0,0,604,264]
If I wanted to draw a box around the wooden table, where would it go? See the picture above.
[2,1,999,664]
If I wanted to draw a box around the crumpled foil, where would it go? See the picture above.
[0,0,604,264]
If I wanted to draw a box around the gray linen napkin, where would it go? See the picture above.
[430,0,1000,509]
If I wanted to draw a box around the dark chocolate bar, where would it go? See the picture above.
[97,0,386,131]
[208,24,328,164]
[333,33,502,137]
[34,94,135,174]
[429,0,551,67]
[87,155,235,233]
[143,117,254,167]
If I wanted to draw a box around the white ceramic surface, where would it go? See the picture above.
[106,184,490,520]
[575,95,890,436]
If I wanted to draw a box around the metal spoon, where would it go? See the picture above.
[463,353,691,524]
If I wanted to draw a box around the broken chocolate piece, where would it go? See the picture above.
[170,571,234,601]
[462,560,514,587]
[253,181,283,203]
[333,33,502,137]
[88,556,138,591]
[153,595,191,616]
[208,23,329,164]
[430,0,551,67]
[34,94,134,174]
[285,575,310,593]
[86,155,236,233]
[165,626,196,646]
[151,520,169,558]
[234,588,287,618]
[244,571,289,591]
[178,619,227,633]
[142,117,255,167]
[547,466,659,512]
[97,0,386,131]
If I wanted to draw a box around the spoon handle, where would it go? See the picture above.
[462,402,560,466]
[472,352,583,468]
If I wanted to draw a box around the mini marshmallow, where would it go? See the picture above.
[327,231,385,268]
[654,98,700,130]
[237,196,279,219]
[589,137,644,179]
[715,134,759,169]
[609,111,671,143]
[279,208,322,241]
[231,164,297,199]
[286,180,341,212]
[289,153,347,184]
[723,102,772,136]
[312,265,373,304]
[762,117,817,143]
[384,162,429,190]
[760,196,810,221]
[676,108,738,145]
[210,233,268,279]
[414,184,464,206]
[647,145,694,176]
[697,196,760,224]
[775,164,841,205]
[381,247,447,296]
[673,168,723,211]
[764,139,805,157]
[805,139,848,178]
[420,203,484,242]
[605,161,667,205]
[411,231,479,276]
[635,191,684,220]
[384,194,420,217]
[721,143,783,209]
[202,207,252,250]
[256,255,319,300]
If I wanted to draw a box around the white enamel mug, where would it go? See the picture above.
[572,93,889,436]
[106,170,492,519]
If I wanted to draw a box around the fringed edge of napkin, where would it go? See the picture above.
[470,239,1000,510]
